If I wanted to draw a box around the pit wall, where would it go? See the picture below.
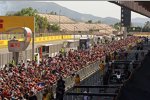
[0,35,95,47]
[0,35,73,46]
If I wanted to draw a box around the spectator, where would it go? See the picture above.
[28,91,37,100]
[114,51,118,60]
[46,86,54,100]
[83,88,92,100]
[0,36,140,99]
[56,76,65,100]
[124,52,128,60]
[116,71,121,84]
[124,69,131,80]
[74,74,81,93]
[135,53,139,60]
[42,89,48,100]
[105,54,109,63]
[74,74,80,86]
[103,72,109,85]
[99,61,105,75]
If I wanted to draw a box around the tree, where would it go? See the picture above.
[127,27,142,32]
[87,20,92,23]
[14,7,37,16]
[96,20,101,23]
[142,21,150,32]
[114,22,121,30]
[47,23,60,32]
[6,7,49,33]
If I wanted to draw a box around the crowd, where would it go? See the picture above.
[0,36,140,100]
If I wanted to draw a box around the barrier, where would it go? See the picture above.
[35,56,106,100]
[35,41,138,99]
[35,59,102,100]
[0,35,73,47]
[0,40,7,46]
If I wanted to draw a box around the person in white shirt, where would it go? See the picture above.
[116,71,121,83]
[83,91,88,100]
[83,88,92,100]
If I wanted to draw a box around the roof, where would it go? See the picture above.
[136,1,150,12]
[38,14,117,36]
[60,23,116,36]
[111,1,150,17]
[38,14,75,24]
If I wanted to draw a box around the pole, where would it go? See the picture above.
[92,27,95,46]
[59,10,62,39]
[74,26,75,49]
[74,26,75,41]
[59,10,60,27]
[32,17,35,61]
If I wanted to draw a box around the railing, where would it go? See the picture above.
[73,85,122,89]
[35,57,105,100]
[0,31,93,40]
[35,41,141,99]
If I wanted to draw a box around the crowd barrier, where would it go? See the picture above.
[35,41,141,99]
[35,57,105,100]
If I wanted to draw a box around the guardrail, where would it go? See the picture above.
[35,41,140,99]
[73,85,122,88]
[0,31,94,40]
[35,57,104,100]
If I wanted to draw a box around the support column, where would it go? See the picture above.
[121,7,131,39]
[12,52,19,65]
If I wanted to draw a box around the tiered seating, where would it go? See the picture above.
[0,36,140,99]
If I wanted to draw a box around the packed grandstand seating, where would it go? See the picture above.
[38,14,75,24]
[0,36,141,99]
[60,23,116,35]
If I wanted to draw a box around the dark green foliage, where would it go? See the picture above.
[142,21,150,32]
[6,7,60,32]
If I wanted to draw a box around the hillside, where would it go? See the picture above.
[0,1,149,26]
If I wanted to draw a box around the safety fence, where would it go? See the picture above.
[0,31,94,40]
[35,41,141,99]
[35,57,105,100]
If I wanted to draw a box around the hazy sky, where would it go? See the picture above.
[50,1,148,19]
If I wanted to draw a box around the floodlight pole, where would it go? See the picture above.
[59,10,61,32]
[74,26,76,48]
[32,17,35,61]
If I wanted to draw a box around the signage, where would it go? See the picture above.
[8,27,32,52]
[0,16,34,33]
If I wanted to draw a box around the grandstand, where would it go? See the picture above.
[38,14,76,24]
[60,23,117,36]
[38,14,117,36]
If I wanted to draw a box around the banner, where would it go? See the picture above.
[0,16,34,33]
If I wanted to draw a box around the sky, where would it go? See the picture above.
[50,1,148,19]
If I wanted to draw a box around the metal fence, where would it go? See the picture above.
[35,57,105,100]
[0,31,91,40]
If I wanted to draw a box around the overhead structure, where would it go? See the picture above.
[7,27,32,52]
[109,2,150,100]
[110,1,150,18]
[110,1,150,39]
[120,7,131,38]
[0,16,35,63]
